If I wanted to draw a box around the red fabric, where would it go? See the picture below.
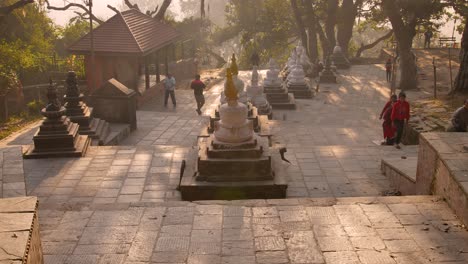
[380,101,392,118]
[383,107,395,139]
[391,100,410,121]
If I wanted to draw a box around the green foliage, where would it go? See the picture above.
[216,0,295,68]
[26,100,45,114]
[55,18,89,55]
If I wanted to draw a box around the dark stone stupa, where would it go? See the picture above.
[24,80,90,159]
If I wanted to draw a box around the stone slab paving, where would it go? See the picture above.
[18,65,416,202]
[38,196,468,264]
[0,146,26,198]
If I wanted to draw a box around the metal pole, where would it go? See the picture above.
[89,0,95,92]
[449,47,453,92]
[432,57,437,99]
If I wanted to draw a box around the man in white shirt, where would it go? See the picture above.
[163,73,176,107]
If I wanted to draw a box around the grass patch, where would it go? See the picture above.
[0,113,42,141]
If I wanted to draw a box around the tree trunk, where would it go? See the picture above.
[290,0,308,55]
[154,0,172,20]
[382,0,417,90]
[398,41,418,91]
[304,0,318,62]
[454,17,468,93]
[336,0,362,57]
[316,21,330,61]
[325,0,338,48]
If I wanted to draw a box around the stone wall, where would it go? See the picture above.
[416,133,468,226]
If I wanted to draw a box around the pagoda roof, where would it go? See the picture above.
[68,9,181,56]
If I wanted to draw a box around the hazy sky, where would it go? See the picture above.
[47,0,183,26]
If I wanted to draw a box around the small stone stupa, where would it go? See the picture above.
[64,71,110,145]
[246,66,272,118]
[263,58,296,109]
[24,80,90,159]
[179,68,287,200]
[330,44,351,69]
[319,56,337,83]
[286,48,313,99]
[210,54,260,133]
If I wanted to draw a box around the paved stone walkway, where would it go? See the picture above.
[2,65,467,263]
[39,196,468,264]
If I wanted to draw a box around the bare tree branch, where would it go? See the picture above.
[124,0,140,11]
[154,0,172,20]
[148,6,159,17]
[44,0,104,24]
[107,4,119,14]
[0,0,33,17]
[355,30,394,58]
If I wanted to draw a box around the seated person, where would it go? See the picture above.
[447,99,468,132]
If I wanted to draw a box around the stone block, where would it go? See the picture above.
[89,79,137,131]
[0,197,43,264]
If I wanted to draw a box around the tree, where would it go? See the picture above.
[382,0,445,90]
[453,17,467,93]
[336,0,363,57]
[0,0,33,21]
[290,0,319,62]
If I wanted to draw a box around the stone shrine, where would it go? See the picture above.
[330,45,351,69]
[246,66,272,118]
[286,61,313,99]
[209,54,260,133]
[179,68,287,200]
[263,58,296,109]
[319,56,338,83]
[24,80,90,159]
[64,71,110,145]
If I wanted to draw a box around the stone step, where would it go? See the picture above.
[89,118,111,146]
[381,156,417,195]
[268,93,296,110]
[102,123,131,146]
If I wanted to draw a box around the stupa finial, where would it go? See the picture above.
[230,54,239,76]
[225,68,238,101]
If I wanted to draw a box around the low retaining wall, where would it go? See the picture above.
[416,132,468,226]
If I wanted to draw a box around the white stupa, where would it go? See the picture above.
[214,68,254,143]
[264,59,282,88]
[246,66,272,116]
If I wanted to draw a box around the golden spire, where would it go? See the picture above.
[225,68,238,101]
[230,54,239,76]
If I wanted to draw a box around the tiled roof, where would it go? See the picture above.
[68,9,181,55]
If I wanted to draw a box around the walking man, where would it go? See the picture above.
[385,58,392,82]
[391,92,410,149]
[163,73,176,107]
[191,74,206,115]
[447,99,468,132]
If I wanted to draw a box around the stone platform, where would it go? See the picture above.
[381,155,418,195]
[264,89,296,110]
[180,136,288,201]
[286,83,314,99]
[0,197,43,264]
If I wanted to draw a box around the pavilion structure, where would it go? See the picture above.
[68,9,181,93]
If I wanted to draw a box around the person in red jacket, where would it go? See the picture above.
[191,74,206,115]
[391,92,410,149]
[380,94,397,145]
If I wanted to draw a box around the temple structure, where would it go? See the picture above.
[264,59,296,109]
[246,66,272,118]
[180,67,287,200]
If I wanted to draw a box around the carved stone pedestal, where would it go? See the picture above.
[209,103,261,133]
[331,46,351,69]
[180,135,288,200]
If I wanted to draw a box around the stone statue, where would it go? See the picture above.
[221,54,247,104]
[45,78,61,112]
[66,71,80,97]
